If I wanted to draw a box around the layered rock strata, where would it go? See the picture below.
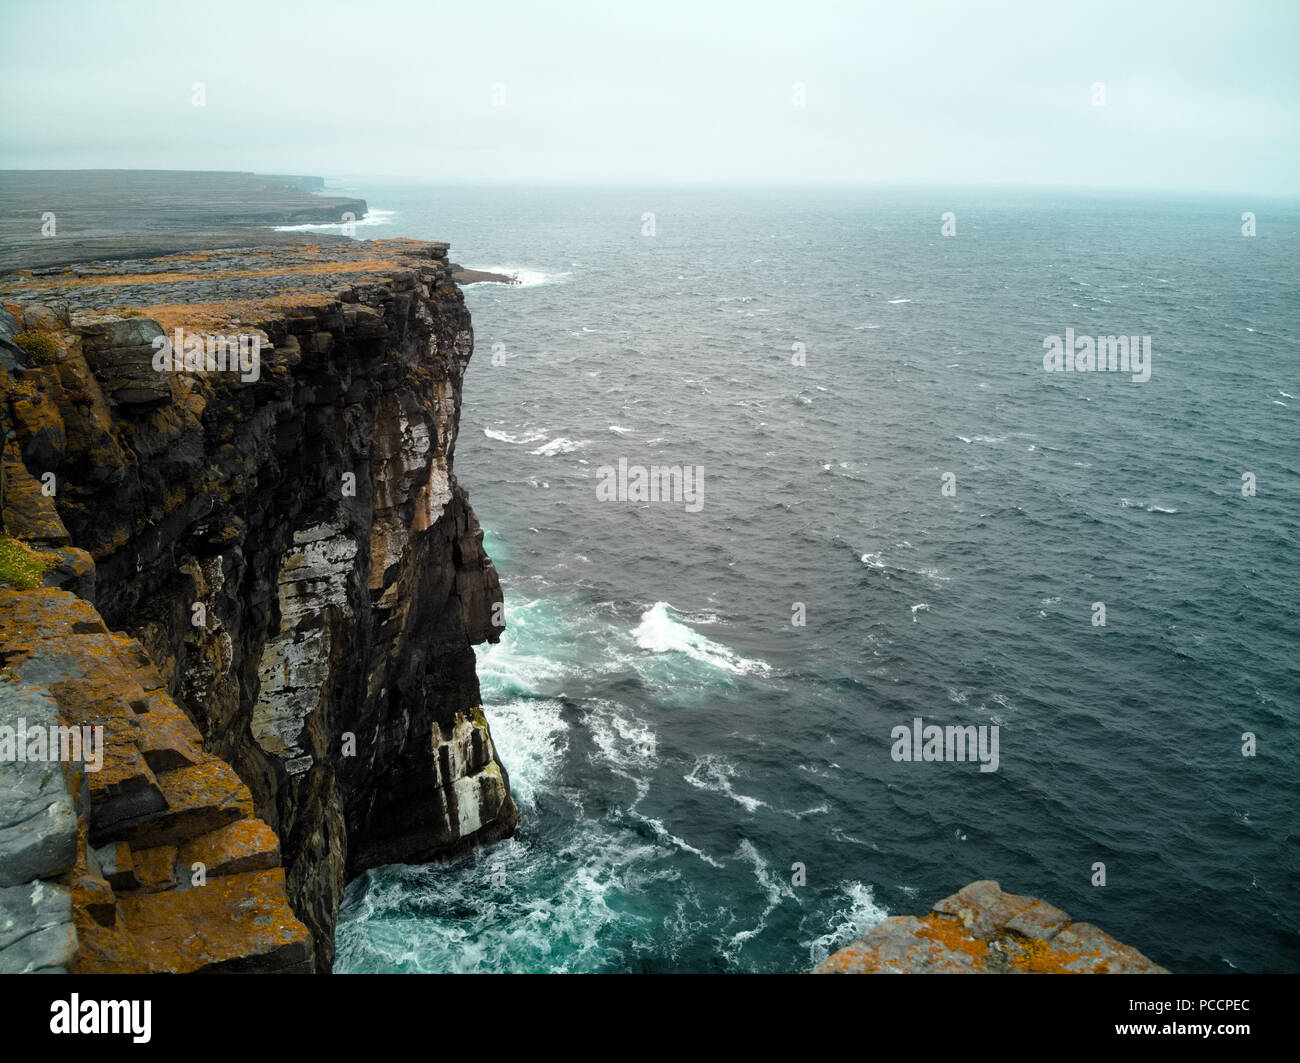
[0,237,514,971]
[815,880,1169,974]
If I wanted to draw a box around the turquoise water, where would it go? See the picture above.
[334,183,1300,973]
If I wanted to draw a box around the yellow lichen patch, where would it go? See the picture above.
[1005,934,1103,973]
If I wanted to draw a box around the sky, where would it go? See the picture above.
[1,0,1297,195]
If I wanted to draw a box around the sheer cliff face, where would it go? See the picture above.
[0,240,516,970]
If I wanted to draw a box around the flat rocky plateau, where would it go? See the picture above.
[0,170,365,271]
[0,169,513,285]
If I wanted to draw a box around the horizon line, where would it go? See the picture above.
[0,167,1295,202]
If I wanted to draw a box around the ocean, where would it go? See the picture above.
[327,181,1299,973]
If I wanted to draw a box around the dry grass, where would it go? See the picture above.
[135,292,337,333]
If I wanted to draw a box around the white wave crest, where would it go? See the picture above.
[722,840,795,959]
[632,602,770,676]
[485,427,547,445]
[806,882,889,966]
[485,698,569,812]
[684,753,767,813]
[530,437,588,456]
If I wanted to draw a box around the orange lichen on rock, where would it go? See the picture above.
[131,292,338,334]
[0,585,313,973]
[814,945,883,974]
[815,880,1168,975]
[913,913,991,967]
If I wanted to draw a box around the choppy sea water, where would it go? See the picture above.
[332,183,1299,973]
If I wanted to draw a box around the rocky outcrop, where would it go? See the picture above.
[449,264,518,286]
[0,237,514,970]
[815,880,1168,974]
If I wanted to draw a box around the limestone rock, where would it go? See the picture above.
[40,547,95,600]
[111,868,312,973]
[0,680,80,885]
[0,880,76,973]
[0,587,313,973]
[815,880,1168,974]
[1,443,68,544]
[79,318,174,408]
[178,819,280,878]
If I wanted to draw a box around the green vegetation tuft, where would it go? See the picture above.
[0,535,60,590]
[12,330,60,365]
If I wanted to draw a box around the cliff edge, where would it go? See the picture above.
[0,237,515,971]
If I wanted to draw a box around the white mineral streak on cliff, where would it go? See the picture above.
[416,378,457,530]
[370,394,452,590]
[252,523,357,774]
[433,710,509,839]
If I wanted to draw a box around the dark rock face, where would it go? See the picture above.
[0,239,515,970]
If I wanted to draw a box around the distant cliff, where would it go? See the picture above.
[815,880,1168,973]
[0,170,368,272]
[0,237,515,971]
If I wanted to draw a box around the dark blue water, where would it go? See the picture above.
[331,182,1300,973]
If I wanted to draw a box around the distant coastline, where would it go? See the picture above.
[0,169,519,287]
[0,170,366,271]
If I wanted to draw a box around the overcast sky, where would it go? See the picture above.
[2,0,1296,194]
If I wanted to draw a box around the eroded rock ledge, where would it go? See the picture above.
[0,238,515,971]
[815,880,1168,974]
[0,588,312,972]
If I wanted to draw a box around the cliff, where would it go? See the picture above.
[815,880,1169,973]
[0,237,515,971]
